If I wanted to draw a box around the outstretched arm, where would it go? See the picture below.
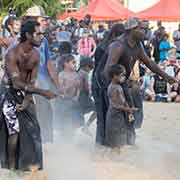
[139,44,177,84]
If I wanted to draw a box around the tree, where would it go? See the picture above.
[0,0,63,18]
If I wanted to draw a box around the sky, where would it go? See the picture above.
[128,0,159,12]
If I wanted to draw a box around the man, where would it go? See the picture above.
[92,23,125,145]
[25,6,59,142]
[99,17,177,146]
[0,20,56,171]
[173,24,180,54]
[152,23,166,64]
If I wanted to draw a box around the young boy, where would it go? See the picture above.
[105,64,138,148]
[57,54,81,139]
[159,34,171,62]
[78,57,96,136]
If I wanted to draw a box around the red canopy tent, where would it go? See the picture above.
[57,0,134,21]
[136,0,180,22]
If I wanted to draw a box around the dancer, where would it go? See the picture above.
[0,19,56,171]
[105,64,138,148]
[78,57,96,136]
[57,54,81,139]
[102,17,178,146]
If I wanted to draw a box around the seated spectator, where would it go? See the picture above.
[151,64,170,102]
[164,59,177,78]
[167,46,180,62]
[159,33,171,62]
[141,68,154,101]
[170,68,180,102]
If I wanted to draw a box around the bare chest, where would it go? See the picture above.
[17,55,35,71]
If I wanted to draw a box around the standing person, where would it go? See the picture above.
[0,20,56,171]
[102,17,178,146]
[92,23,125,145]
[96,24,106,44]
[173,24,180,54]
[25,6,59,143]
[57,54,81,139]
[152,25,166,64]
[105,65,138,148]
[57,24,72,43]
[159,34,171,62]
[78,57,96,136]
[77,30,96,58]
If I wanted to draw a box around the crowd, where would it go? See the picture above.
[0,5,179,173]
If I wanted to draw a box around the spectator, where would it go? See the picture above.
[77,30,96,58]
[152,26,166,63]
[170,68,180,102]
[159,33,171,62]
[173,24,180,54]
[151,64,170,102]
[96,24,106,44]
[141,68,155,101]
[57,24,72,42]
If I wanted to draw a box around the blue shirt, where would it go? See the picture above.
[37,38,50,77]
[36,38,54,90]
[159,41,171,61]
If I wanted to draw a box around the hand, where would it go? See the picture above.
[167,76,179,84]
[43,90,57,100]
[16,104,26,112]
[126,107,138,113]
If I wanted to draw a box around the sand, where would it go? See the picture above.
[0,102,180,180]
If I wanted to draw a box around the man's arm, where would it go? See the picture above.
[139,44,176,84]
[103,42,124,81]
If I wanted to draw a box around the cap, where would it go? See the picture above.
[124,17,140,30]
[25,6,46,17]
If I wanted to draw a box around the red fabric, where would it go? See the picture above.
[136,0,180,22]
[57,0,134,21]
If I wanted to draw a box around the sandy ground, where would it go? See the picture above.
[0,102,180,180]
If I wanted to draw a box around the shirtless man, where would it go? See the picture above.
[0,19,56,171]
[99,17,178,146]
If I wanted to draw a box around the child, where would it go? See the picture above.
[78,57,96,136]
[141,68,155,101]
[105,64,138,148]
[57,54,81,139]
[159,33,171,62]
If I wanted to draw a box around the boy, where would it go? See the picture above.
[57,54,81,139]
[105,64,138,148]
[78,57,96,136]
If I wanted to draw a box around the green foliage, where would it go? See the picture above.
[0,0,63,18]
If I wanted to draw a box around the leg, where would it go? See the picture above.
[130,82,144,129]
[85,111,97,128]
[82,111,96,137]
[175,95,180,102]
[95,89,108,145]
[8,134,18,169]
